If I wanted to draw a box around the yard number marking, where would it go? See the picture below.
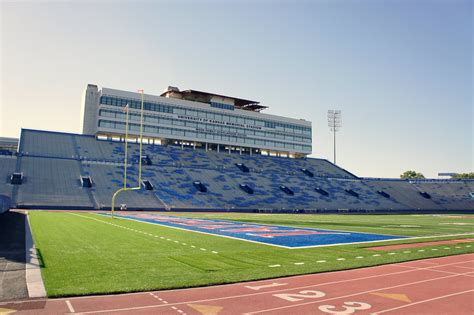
[273,290,326,302]
[245,282,287,291]
[318,301,371,314]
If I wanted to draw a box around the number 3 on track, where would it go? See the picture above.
[318,302,371,314]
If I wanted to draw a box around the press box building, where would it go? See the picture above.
[81,84,312,157]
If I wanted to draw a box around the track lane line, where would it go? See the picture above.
[65,300,75,313]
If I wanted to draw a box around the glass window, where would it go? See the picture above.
[174,108,185,115]
[186,131,197,138]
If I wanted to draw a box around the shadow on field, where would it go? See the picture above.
[0,211,28,301]
[0,211,26,263]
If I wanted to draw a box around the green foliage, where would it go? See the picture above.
[29,211,474,297]
[451,172,474,179]
[400,170,425,179]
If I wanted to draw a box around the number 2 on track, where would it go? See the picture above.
[273,290,326,302]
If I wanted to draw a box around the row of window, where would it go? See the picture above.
[210,102,234,111]
[100,95,311,136]
[98,119,312,151]
[99,109,312,144]
[100,96,173,114]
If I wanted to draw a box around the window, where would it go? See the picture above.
[210,102,234,110]
[174,108,185,115]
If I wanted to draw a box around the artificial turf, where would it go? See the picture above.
[28,211,474,297]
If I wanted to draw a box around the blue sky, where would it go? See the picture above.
[1,0,472,178]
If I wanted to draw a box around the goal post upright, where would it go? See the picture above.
[111,89,145,218]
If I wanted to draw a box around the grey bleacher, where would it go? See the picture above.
[10,129,474,212]
[362,179,443,210]
[411,181,474,210]
[0,156,16,196]
[20,129,77,159]
[74,135,124,161]
[81,163,165,210]
[16,156,94,208]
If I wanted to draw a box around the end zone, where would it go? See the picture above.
[101,213,408,248]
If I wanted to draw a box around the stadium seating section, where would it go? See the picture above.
[0,129,472,212]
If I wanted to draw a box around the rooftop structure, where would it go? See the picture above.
[160,86,267,112]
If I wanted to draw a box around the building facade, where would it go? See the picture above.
[81,84,312,157]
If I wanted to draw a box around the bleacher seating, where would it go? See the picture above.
[3,129,473,212]
[16,156,94,209]
[0,156,16,196]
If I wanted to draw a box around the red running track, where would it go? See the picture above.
[2,254,473,315]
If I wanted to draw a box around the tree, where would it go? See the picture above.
[451,172,474,180]
[400,170,425,179]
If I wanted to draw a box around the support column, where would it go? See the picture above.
[205,143,208,152]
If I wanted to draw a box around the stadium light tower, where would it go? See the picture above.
[327,110,342,165]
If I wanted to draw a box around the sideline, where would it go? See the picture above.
[25,211,46,298]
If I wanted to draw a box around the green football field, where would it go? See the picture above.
[29,211,474,297]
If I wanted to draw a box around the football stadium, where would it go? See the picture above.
[0,84,473,314]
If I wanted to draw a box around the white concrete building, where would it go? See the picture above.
[81,84,312,157]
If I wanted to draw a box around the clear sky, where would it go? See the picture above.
[1,0,472,178]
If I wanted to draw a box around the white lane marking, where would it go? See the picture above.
[372,254,381,257]
[200,248,207,251]
[356,256,364,259]
[212,251,219,254]
[395,264,474,277]
[388,253,396,255]
[317,260,327,263]
[403,251,411,253]
[418,249,425,252]
[373,289,474,314]
[294,262,305,265]
[269,264,281,268]
[337,258,345,261]
[452,265,474,271]
[65,300,75,313]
